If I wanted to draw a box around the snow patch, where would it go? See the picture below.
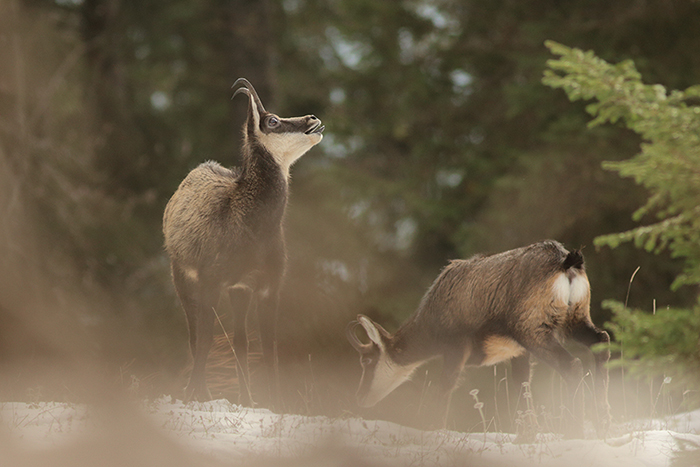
[2,397,699,466]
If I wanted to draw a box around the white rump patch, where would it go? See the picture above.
[552,273,570,305]
[551,272,589,305]
[569,275,590,304]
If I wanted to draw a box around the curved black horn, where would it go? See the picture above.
[232,86,250,100]
[346,321,370,352]
[232,77,252,89]
[231,77,266,113]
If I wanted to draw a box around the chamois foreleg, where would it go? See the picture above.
[528,336,585,438]
[174,269,217,402]
[437,344,470,429]
[256,275,283,408]
[570,320,611,435]
[509,352,536,442]
[509,353,532,390]
[228,284,256,407]
[190,304,216,400]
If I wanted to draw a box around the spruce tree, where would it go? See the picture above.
[543,41,700,391]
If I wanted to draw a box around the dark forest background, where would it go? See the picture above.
[2,0,700,432]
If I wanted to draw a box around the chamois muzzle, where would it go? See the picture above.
[305,116,325,135]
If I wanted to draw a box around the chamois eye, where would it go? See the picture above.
[266,116,279,127]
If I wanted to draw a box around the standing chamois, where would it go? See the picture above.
[164,78,324,405]
[347,240,611,438]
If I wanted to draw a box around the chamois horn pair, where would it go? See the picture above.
[232,77,265,113]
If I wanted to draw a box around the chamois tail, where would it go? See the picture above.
[563,249,585,271]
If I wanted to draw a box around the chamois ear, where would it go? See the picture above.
[232,78,265,133]
[357,315,388,349]
[248,95,262,130]
[235,90,261,132]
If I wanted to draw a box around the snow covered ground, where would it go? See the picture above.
[2,397,699,466]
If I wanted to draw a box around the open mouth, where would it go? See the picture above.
[305,121,325,135]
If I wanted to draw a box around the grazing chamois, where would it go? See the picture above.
[163,78,324,405]
[347,240,611,438]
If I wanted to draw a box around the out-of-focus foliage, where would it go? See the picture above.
[603,299,700,390]
[543,41,700,389]
[544,40,700,290]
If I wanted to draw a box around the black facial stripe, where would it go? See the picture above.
[259,114,310,134]
[275,120,307,134]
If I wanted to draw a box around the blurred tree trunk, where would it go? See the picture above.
[81,0,146,193]
[226,0,278,118]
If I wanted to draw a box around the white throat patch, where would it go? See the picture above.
[257,131,322,179]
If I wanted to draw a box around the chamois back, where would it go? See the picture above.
[414,240,586,334]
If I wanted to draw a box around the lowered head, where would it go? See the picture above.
[232,78,324,178]
[346,315,419,408]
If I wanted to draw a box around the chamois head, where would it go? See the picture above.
[232,78,324,177]
[347,314,418,407]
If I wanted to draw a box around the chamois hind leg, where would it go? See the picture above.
[571,320,611,436]
[172,265,197,360]
[173,266,217,402]
[510,353,532,390]
[227,283,256,407]
[527,336,585,438]
[510,353,532,407]
[189,299,216,401]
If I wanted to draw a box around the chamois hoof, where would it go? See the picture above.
[562,423,585,440]
[513,430,537,445]
[594,412,612,439]
[183,384,212,403]
[237,392,256,408]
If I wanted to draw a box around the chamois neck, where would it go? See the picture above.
[390,317,438,366]
[232,144,290,234]
[239,142,289,196]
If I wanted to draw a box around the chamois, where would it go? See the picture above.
[347,240,611,438]
[163,78,324,405]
